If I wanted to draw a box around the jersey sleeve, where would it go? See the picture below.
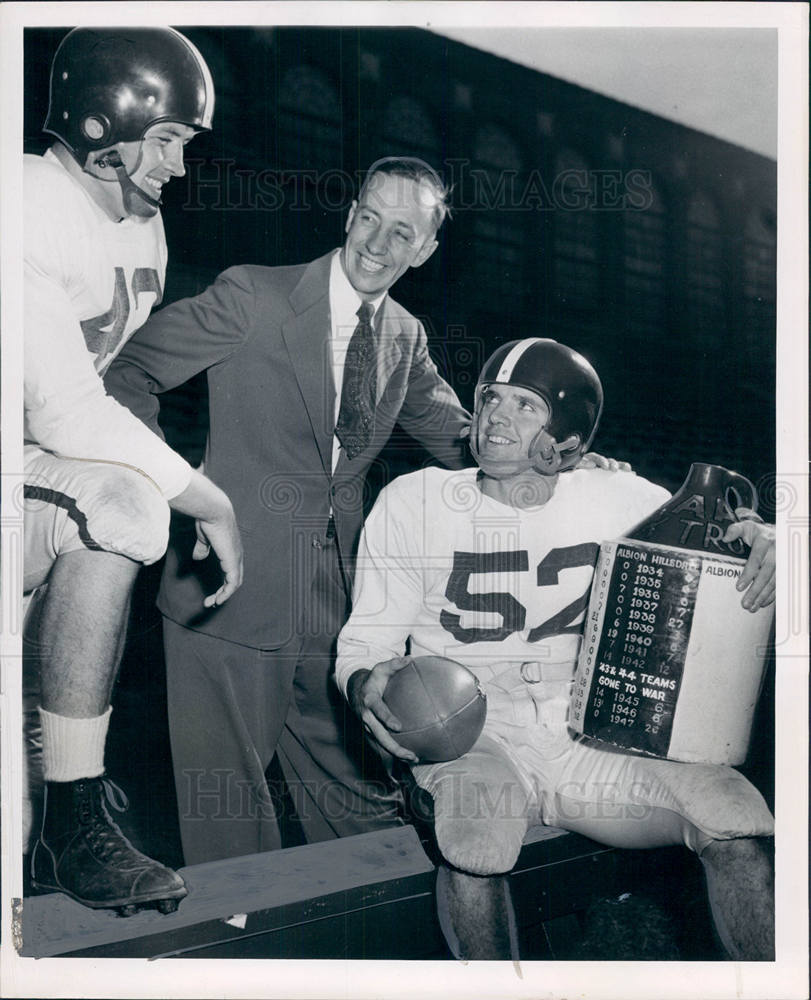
[335,477,427,697]
[24,263,193,498]
[23,163,191,499]
[620,475,672,532]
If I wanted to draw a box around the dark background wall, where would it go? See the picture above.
[25,25,777,514]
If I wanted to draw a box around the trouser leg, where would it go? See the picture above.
[545,739,775,961]
[545,740,774,852]
[412,736,529,959]
[276,535,401,841]
[163,617,298,865]
[412,734,532,876]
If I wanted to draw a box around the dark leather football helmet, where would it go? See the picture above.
[44,27,214,163]
[470,338,604,477]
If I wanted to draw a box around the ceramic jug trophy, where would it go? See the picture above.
[570,464,774,765]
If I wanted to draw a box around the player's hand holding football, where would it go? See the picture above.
[724,507,775,612]
[347,659,419,763]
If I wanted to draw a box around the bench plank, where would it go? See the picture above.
[21,825,616,960]
[21,825,434,958]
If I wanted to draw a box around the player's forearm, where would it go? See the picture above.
[336,504,424,696]
[24,387,192,500]
[335,639,375,698]
[335,624,405,697]
[335,567,411,697]
[168,468,235,523]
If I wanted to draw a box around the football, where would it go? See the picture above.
[383,655,487,762]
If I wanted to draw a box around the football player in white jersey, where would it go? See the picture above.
[23,28,243,915]
[336,338,775,960]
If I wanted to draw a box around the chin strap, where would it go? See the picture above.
[531,428,581,475]
[94,148,161,214]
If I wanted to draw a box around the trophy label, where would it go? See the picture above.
[570,538,770,762]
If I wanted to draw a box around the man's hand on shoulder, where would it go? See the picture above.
[169,469,244,607]
[347,660,419,763]
[724,508,775,612]
[579,452,634,473]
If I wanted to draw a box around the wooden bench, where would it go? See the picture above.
[19,824,619,959]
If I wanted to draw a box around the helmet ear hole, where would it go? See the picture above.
[80,114,111,146]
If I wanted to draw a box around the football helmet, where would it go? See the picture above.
[44,27,214,162]
[470,338,604,478]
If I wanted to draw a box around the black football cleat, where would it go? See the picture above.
[31,777,187,917]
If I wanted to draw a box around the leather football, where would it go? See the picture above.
[383,655,487,762]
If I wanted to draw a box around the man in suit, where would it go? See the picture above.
[105,157,472,864]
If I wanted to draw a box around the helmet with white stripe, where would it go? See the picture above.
[470,338,604,477]
[44,27,215,163]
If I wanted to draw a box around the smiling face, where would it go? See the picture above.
[123,122,196,209]
[83,121,197,220]
[340,171,440,300]
[476,383,551,465]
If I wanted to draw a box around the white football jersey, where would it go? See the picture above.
[23,150,190,498]
[25,149,167,373]
[336,466,670,693]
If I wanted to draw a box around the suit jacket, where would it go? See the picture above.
[105,251,471,649]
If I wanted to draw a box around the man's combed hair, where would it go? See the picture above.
[360,156,452,232]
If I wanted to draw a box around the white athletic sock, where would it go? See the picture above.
[39,706,112,782]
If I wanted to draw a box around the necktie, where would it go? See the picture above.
[336,302,376,460]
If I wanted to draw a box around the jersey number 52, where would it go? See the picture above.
[439,544,599,644]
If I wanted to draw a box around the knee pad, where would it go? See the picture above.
[78,464,170,565]
[434,811,527,876]
[664,764,774,843]
[427,765,530,876]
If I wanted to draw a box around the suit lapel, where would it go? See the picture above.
[281,255,409,473]
[282,254,335,475]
